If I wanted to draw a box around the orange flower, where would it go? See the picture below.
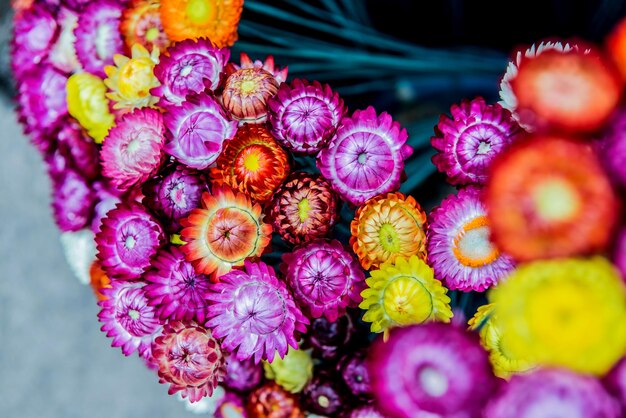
[160,0,243,46]
[121,0,170,53]
[90,260,112,301]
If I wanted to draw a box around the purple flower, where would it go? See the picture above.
[601,107,626,189]
[54,117,100,181]
[318,107,413,206]
[215,391,247,418]
[51,169,96,232]
[11,4,58,78]
[304,313,354,361]
[91,180,123,234]
[348,405,386,418]
[223,356,263,393]
[302,376,344,416]
[339,351,372,398]
[606,357,626,412]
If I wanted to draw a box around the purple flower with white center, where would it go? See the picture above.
[152,38,230,106]
[98,280,163,359]
[223,357,263,392]
[95,202,166,280]
[427,186,515,292]
[145,246,212,323]
[302,376,344,416]
[51,169,96,232]
[49,7,81,73]
[11,4,58,78]
[281,239,365,322]
[305,313,354,361]
[268,79,346,154]
[369,323,495,418]
[142,165,208,233]
[163,93,238,169]
[91,180,122,234]
[74,0,124,78]
[205,261,309,364]
[317,107,413,206]
[54,117,100,181]
[349,405,386,418]
[431,97,521,186]
[339,351,372,398]
[484,369,621,418]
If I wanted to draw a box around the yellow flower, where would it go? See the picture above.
[104,44,160,110]
[489,257,626,375]
[66,72,115,143]
[360,255,452,339]
[468,304,535,378]
[263,348,313,394]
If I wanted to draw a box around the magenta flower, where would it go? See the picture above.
[98,280,163,359]
[431,97,521,186]
[268,79,346,154]
[317,107,413,206]
[348,405,386,418]
[152,38,230,106]
[223,357,263,392]
[215,391,247,418]
[302,376,343,416]
[51,169,95,232]
[145,246,212,323]
[205,261,309,364]
[55,117,100,181]
[74,0,124,78]
[369,323,495,418]
[339,351,372,398]
[427,186,515,292]
[163,93,238,169]
[484,369,620,418]
[90,180,122,234]
[606,357,626,409]
[601,107,626,189]
[95,202,166,280]
[101,108,166,190]
[152,321,225,402]
[49,7,81,74]
[281,239,365,322]
[11,4,58,78]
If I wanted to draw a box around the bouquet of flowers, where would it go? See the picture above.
[12,0,626,416]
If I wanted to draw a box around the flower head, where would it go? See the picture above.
[96,202,166,280]
[121,0,169,53]
[268,79,346,154]
[348,406,386,418]
[489,257,626,375]
[90,260,111,301]
[53,117,100,181]
[485,135,619,261]
[210,124,290,202]
[263,348,313,393]
[181,187,272,280]
[360,256,452,336]
[600,106,626,188]
[369,323,495,418]
[427,187,515,292]
[163,93,238,169]
[318,107,412,206]
[301,376,344,416]
[228,53,288,84]
[223,67,279,123]
[160,0,243,46]
[11,4,58,77]
[49,7,81,74]
[269,172,340,246]
[431,97,521,186]
[281,239,365,322]
[339,351,371,398]
[215,391,247,418]
[205,261,309,363]
[104,43,160,110]
[247,382,303,418]
[66,72,115,143]
[152,320,225,402]
[51,169,96,232]
[223,357,263,392]
[152,38,229,106]
[98,280,163,358]
[350,192,427,270]
[304,314,354,361]
[101,108,166,190]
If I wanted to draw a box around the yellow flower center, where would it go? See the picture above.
[240,79,257,95]
[383,275,433,325]
[243,152,261,172]
[453,216,499,267]
[145,27,160,42]
[531,177,581,222]
[297,198,311,222]
[118,57,156,99]
[379,223,401,253]
[186,0,217,27]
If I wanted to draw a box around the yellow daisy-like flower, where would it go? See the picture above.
[489,257,626,375]
[263,348,313,394]
[104,43,160,110]
[360,255,452,339]
[468,304,535,379]
[66,72,115,143]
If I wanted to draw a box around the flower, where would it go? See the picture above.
[145,246,212,323]
[11,4,57,77]
[215,391,247,418]
[301,376,343,416]
[339,351,372,398]
[152,38,229,106]
[142,165,208,233]
[489,257,626,375]
[269,172,340,246]
[359,256,452,336]
[222,67,279,123]
[90,260,111,301]
[210,124,290,202]
[98,280,163,358]
[467,304,535,378]
[96,202,166,280]
[74,1,125,78]
[163,93,238,169]
[204,261,309,363]
[348,406,386,418]
[427,187,515,292]
[160,0,243,46]
[607,17,626,80]
[152,320,225,402]
[104,43,160,110]
[223,357,263,392]
[51,169,96,232]
[247,382,304,418]
[120,0,169,53]
[613,227,626,280]
[431,97,521,186]
[180,187,272,279]
[268,79,346,154]
[66,72,115,143]
[49,7,81,74]
[228,53,288,84]
[281,239,365,322]
[350,192,427,270]
[91,181,123,234]
[59,229,98,285]
[606,357,626,409]
[317,107,413,206]
[483,369,621,418]
[370,323,494,418]
[100,108,166,190]
[53,118,100,181]
[263,348,314,393]
[600,107,626,188]
[304,314,355,361]
[485,135,619,261]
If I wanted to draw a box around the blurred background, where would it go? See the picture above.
[1,1,626,417]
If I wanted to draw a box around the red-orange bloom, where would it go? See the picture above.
[121,0,170,53]
[90,260,112,301]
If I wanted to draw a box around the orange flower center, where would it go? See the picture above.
[453,216,499,267]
